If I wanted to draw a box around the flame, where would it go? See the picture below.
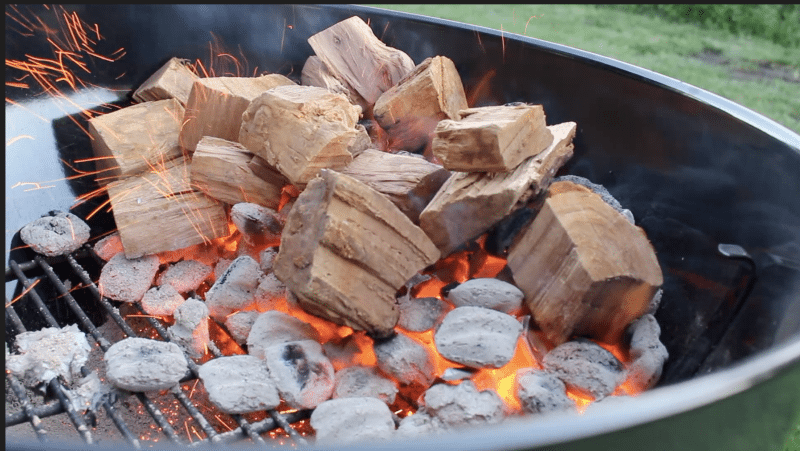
[566,389,594,414]
[471,335,540,412]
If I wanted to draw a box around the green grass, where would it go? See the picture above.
[365,4,800,134]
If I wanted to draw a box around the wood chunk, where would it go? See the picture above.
[273,170,440,338]
[420,122,576,256]
[190,136,287,209]
[88,98,184,183]
[301,55,369,111]
[373,56,468,152]
[179,74,295,152]
[506,181,663,346]
[105,157,228,259]
[432,104,554,172]
[239,85,361,188]
[339,148,451,224]
[307,16,415,106]
[132,57,199,106]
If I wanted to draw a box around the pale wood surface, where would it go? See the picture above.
[190,136,287,209]
[301,55,369,112]
[273,170,440,338]
[419,122,577,256]
[239,84,361,188]
[132,57,199,106]
[106,157,228,259]
[507,181,663,346]
[432,104,554,172]
[307,16,415,106]
[179,74,295,152]
[88,98,184,184]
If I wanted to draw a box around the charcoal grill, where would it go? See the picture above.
[6,4,800,451]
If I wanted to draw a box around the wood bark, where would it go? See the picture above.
[506,180,663,347]
[132,57,199,106]
[106,157,228,259]
[373,56,468,153]
[431,104,554,172]
[339,148,451,224]
[307,16,415,106]
[88,98,184,184]
[238,84,361,188]
[419,122,577,256]
[179,74,295,152]
[273,170,440,338]
[190,136,287,209]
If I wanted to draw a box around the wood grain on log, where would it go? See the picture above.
[506,180,663,346]
[301,55,369,112]
[132,57,199,106]
[273,170,440,338]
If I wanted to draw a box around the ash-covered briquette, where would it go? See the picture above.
[230,202,283,238]
[224,310,260,345]
[156,259,212,293]
[6,324,91,387]
[397,295,448,332]
[140,284,185,316]
[647,288,663,315]
[310,397,396,444]
[263,339,335,410]
[542,339,625,400]
[98,252,160,303]
[104,337,188,392]
[515,369,574,415]
[198,355,280,414]
[422,380,506,427]
[440,367,477,382]
[446,278,524,314]
[553,175,635,224]
[396,410,446,438]
[259,247,279,273]
[625,314,669,390]
[167,298,209,359]
[322,334,366,369]
[93,232,124,261]
[20,211,91,257]
[373,333,435,387]
[434,306,522,369]
[254,272,285,311]
[247,310,320,360]
[205,255,262,321]
[333,365,399,405]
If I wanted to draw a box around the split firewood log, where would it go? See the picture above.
[238,84,361,188]
[132,57,199,106]
[339,148,451,224]
[106,157,228,259]
[432,104,554,172]
[506,180,663,347]
[373,56,468,153]
[273,170,440,338]
[190,136,288,209]
[307,16,415,107]
[419,122,576,256]
[301,55,369,112]
[88,98,184,184]
[179,74,295,152]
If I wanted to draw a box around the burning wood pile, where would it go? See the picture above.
[10,15,668,445]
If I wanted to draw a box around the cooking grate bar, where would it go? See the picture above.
[5,373,50,442]
[5,399,62,427]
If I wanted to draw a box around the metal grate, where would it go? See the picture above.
[5,245,312,448]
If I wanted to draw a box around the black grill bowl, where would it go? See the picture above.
[6,4,800,451]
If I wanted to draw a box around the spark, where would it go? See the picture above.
[475,29,485,54]
[6,135,35,147]
[280,18,287,55]
[500,25,506,64]
[6,81,29,89]
[7,279,41,308]
[524,15,539,36]
[10,181,56,192]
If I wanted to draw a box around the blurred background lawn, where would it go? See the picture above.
[364,5,800,450]
[364,4,800,135]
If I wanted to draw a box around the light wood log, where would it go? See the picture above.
[307,16,415,106]
[132,57,199,106]
[106,157,228,259]
[339,148,451,224]
[239,85,361,188]
[179,74,295,152]
[273,170,440,338]
[432,104,554,172]
[88,98,184,184]
[301,55,369,112]
[506,180,663,347]
[373,56,468,152]
[419,122,577,256]
[190,136,287,209]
